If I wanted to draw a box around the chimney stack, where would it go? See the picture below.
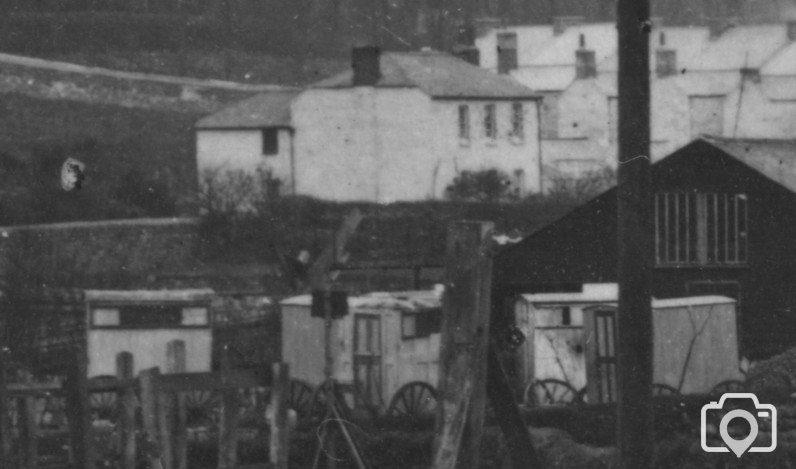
[655,49,677,78]
[740,67,761,84]
[553,16,584,36]
[708,17,738,40]
[497,32,518,74]
[575,49,596,79]
[352,46,381,86]
[788,20,796,41]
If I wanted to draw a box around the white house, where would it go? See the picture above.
[195,47,542,203]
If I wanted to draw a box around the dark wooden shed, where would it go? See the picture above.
[494,137,796,359]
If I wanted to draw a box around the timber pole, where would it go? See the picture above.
[616,0,653,467]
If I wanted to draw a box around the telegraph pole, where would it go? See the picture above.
[616,0,653,467]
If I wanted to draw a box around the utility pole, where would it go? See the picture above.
[616,0,653,467]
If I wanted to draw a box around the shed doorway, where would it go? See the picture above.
[353,314,382,408]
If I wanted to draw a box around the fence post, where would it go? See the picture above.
[119,381,138,469]
[174,390,188,469]
[218,347,239,469]
[158,391,175,469]
[433,221,494,469]
[270,363,290,469]
[139,367,162,465]
[19,395,38,468]
[65,351,95,469]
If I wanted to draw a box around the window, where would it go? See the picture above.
[93,308,120,326]
[484,104,497,140]
[561,306,571,326]
[655,192,748,265]
[262,128,279,155]
[458,105,470,141]
[511,102,524,140]
[401,308,442,339]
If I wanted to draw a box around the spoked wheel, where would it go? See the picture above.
[652,383,680,397]
[239,387,270,427]
[88,375,119,423]
[709,379,746,397]
[182,389,221,428]
[386,382,438,417]
[311,380,352,418]
[524,379,579,406]
[289,380,315,418]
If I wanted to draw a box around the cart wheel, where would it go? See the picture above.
[289,380,315,418]
[709,379,746,397]
[88,375,119,422]
[576,386,588,404]
[524,379,579,406]
[652,383,680,397]
[311,380,352,417]
[387,382,438,417]
[182,389,221,428]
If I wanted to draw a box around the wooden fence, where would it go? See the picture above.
[0,355,291,469]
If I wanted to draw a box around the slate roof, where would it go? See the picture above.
[312,51,539,99]
[686,24,789,70]
[702,135,796,193]
[195,89,300,129]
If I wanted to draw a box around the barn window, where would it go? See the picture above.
[655,192,748,266]
[93,308,120,326]
[262,128,279,155]
[401,308,442,339]
[484,104,497,140]
[182,307,209,326]
[458,105,470,142]
[510,102,524,140]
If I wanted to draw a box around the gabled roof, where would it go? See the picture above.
[195,89,300,129]
[702,135,796,193]
[312,51,539,99]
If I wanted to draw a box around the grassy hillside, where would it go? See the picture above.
[0,92,205,224]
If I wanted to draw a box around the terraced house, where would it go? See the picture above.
[196,47,542,203]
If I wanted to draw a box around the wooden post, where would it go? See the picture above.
[19,396,38,468]
[139,367,162,465]
[65,351,95,469]
[0,356,11,467]
[158,391,175,469]
[486,347,540,467]
[174,392,188,469]
[119,381,138,469]
[433,221,494,469]
[218,347,239,469]
[270,363,290,469]
[617,0,654,467]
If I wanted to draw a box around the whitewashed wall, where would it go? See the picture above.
[196,128,294,192]
[87,329,212,377]
[291,87,541,202]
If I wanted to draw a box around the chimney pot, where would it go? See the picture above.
[553,16,584,36]
[708,17,738,39]
[352,46,381,86]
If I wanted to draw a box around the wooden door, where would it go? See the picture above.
[353,314,382,408]
[592,309,617,403]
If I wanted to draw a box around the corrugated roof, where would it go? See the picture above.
[686,24,789,70]
[312,51,538,99]
[195,89,300,129]
[702,135,796,193]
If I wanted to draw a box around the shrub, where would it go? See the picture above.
[446,169,518,203]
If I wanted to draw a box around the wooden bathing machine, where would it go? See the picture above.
[280,290,442,409]
[514,284,742,403]
[85,289,215,378]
